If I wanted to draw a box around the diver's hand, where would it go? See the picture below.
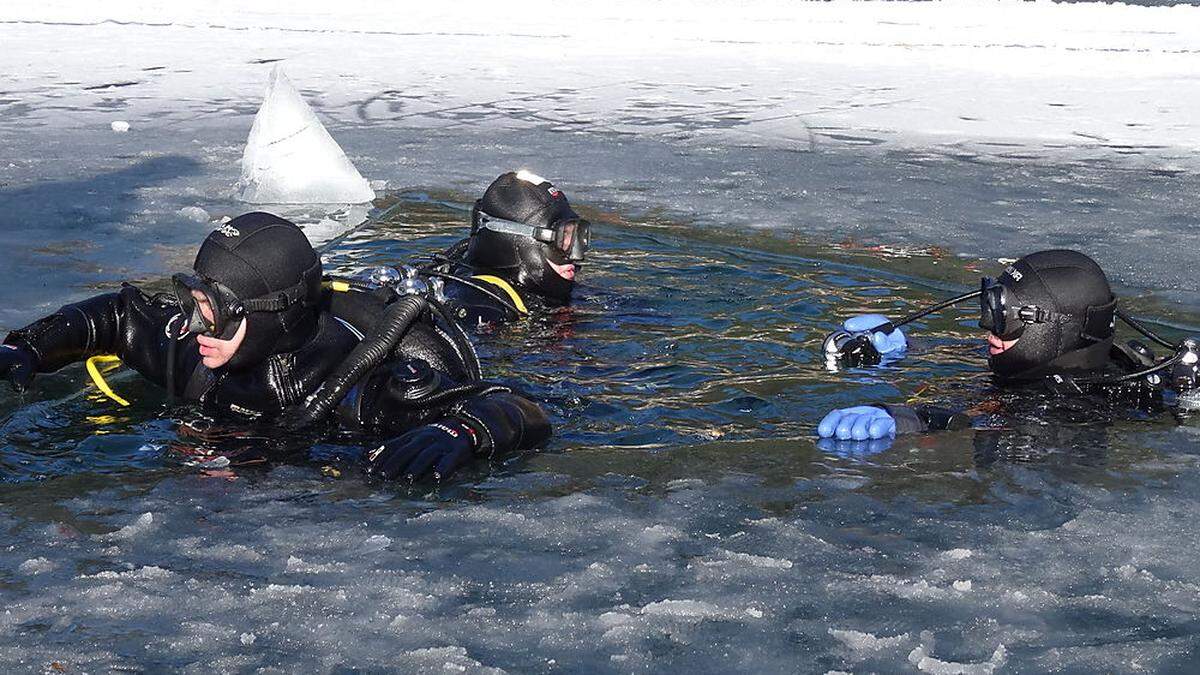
[843,314,906,358]
[364,418,478,482]
[817,405,896,440]
[0,344,36,392]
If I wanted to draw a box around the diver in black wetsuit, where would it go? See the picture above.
[0,212,550,481]
[417,171,589,327]
[815,249,1199,444]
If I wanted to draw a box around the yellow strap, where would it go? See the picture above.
[472,275,529,315]
[329,280,351,292]
[85,355,130,407]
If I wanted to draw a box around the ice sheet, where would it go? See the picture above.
[1,0,1198,326]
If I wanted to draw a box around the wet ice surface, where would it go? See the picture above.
[4,1,1200,671]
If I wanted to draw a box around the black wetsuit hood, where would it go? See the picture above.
[464,171,579,305]
[191,212,322,370]
[988,249,1116,381]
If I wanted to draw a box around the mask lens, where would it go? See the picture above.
[979,277,1005,336]
[171,273,237,337]
[558,221,575,252]
[555,220,589,262]
[979,277,1026,340]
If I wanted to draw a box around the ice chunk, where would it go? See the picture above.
[110,120,130,133]
[829,628,910,652]
[18,557,54,575]
[95,512,154,542]
[237,66,373,205]
[363,534,392,551]
[83,565,173,581]
[178,206,210,222]
[941,549,973,561]
[640,599,728,620]
[908,642,1007,675]
[722,550,794,570]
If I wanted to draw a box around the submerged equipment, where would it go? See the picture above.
[294,265,484,426]
[822,250,1197,393]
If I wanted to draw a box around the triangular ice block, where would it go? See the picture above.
[238,66,374,204]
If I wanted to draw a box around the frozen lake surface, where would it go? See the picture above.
[2,2,1200,672]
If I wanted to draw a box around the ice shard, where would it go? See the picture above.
[238,66,374,204]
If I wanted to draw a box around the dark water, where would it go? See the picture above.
[2,195,1200,672]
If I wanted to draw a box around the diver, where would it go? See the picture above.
[0,212,550,481]
[416,170,590,326]
[815,249,1199,442]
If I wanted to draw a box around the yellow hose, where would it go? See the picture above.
[85,355,130,407]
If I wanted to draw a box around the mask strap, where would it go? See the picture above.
[239,258,321,312]
[1080,296,1117,343]
[475,211,552,242]
[470,200,485,235]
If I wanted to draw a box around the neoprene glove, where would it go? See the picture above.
[0,344,36,392]
[843,314,906,359]
[817,405,896,440]
[364,417,478,481]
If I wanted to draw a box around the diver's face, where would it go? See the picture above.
[987,333,1019,356]
[191,290,246,369]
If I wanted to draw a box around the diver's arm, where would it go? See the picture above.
[3,286,182,388]
[448,391,552,458]
[879,404,970,434]
[817,403,968,439]
[355,362,551,480]
[3,292,127,372]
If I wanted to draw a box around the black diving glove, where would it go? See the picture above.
[364,417,479,482]
[0,344,36,392]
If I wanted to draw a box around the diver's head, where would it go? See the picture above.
[172,212,323,370]
[980,249,1116,381]
[464,170,590,305]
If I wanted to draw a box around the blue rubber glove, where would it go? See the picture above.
[843,314,906,358]
[817,405,896,440]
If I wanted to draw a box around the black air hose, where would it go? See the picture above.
[386,382,506,409]
[299,294,427,425]
[427,296,483,382]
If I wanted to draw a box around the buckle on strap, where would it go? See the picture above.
[1016,305,1055,324]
